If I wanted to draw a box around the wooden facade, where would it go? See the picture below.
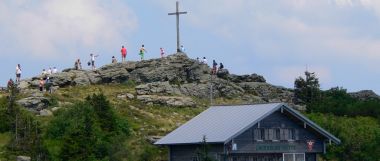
[168,111,327,161]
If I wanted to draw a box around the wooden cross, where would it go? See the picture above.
[168,1,187,52]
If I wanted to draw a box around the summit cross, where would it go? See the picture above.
[168,1,187,52]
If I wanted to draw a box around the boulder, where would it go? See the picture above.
[39,109,53,116]
[51,106,62,112]
[16,156,31,161]
[229,74,266,83]
[216,69,229,79]
[136,81,181,96]
[98,63,130,83]
[17,81,31,89]
[146,136,163,144]
[16,96,50,111]
[136,95,196,107]
[135,78,246,99]
[126,93,135,99]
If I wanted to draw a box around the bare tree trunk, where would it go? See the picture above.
[15,114,18,145]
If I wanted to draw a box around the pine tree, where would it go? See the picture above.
[196,135,215,161]
[294,71,321,105]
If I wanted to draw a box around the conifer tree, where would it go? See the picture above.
[294,71,321,105]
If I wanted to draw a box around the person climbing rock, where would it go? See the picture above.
[121,45,127,62]
[45,77,52,93]
[139,45,147,60]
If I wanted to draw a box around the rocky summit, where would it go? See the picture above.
[17,53,295,110]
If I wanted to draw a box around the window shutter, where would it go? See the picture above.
[268,129,274,140]
[284,129,289,140]
[280,129,285,140]
[295,129,299,140]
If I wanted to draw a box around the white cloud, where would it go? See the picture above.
[164,1,380,65]
[0,0,138,59]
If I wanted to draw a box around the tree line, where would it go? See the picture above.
[0,84,130,160]
[294,71,380,161]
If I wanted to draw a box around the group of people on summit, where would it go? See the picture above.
[8,44,224,93]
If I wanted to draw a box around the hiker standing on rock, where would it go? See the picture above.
[121,45,127,62]
[90,53,99,70]
[45,77,53,93]
[212,60,218,75]
[160,47,165,58]
[39,78,45,92]
[112,56,117,63]
[15,64,21,83]
[75,59,82,70]
[52,67,58,74]
[202,57,207,64]
[139,45,147,60]
[219,63,224,70]
[47,67,52,75]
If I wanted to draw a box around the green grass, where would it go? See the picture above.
[38,84,215,160]
[0,83,247,160]
[0,132,11,160]
[0,82,257,160]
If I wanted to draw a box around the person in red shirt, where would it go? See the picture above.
[121,46,127,62]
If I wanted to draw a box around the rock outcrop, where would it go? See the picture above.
[16,96,50,113]
[349,90,380,101]
[17,53,295,107]
[136,95,196,107]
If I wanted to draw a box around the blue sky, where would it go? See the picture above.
[1,0,380,94]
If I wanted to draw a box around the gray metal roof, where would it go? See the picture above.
[155,103,341,145]
[155,103,283,145]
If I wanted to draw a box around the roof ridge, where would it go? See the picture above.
[210,102,283,107]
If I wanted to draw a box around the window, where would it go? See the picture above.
[283,153,305,161]
[254,128,299,141]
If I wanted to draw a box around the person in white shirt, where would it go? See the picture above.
[47,67,52,75]
[52,67,58,74]
[15,64,21,83]
[90,53,99,70]
[42,69,47,75]
[202,57,207,64]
